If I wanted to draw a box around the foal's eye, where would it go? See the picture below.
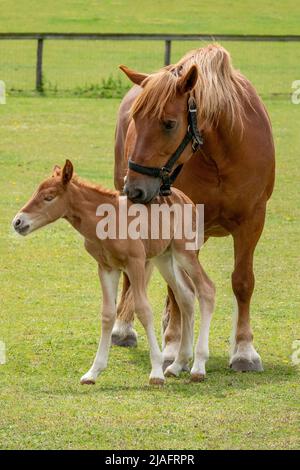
[163,120,177,131]
[44,195,55,202]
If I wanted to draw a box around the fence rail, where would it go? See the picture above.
[1,33,300,92]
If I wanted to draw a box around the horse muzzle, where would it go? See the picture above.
[12,212,31,236]
[123,178,160,204]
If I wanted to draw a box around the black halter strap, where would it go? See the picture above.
[128,96,204,196]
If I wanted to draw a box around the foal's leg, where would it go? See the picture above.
[80,267,120,384]
[173,250,215,381]
[161,286,186,370]
[111,273,137,347]
[230,204,266,372]
[155,253,195,377]
[161,239,209,368]
[127,260,164,385]
[112,265,154,347]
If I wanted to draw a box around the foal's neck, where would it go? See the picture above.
[64,179,118,238]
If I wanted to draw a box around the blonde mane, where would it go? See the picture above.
[131,44,250,130]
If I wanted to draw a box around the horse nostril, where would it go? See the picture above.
[133,188,145,200]
[124,184,148,202]
[130,187,146,202]
[14,218,21,228]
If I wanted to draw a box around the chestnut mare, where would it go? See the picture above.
[13,160,215,384]
[112,44,275,372]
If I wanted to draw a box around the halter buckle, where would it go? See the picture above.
[159,167,172,196]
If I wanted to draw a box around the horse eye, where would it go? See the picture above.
[163,120,177,130]
[44,195,55,202]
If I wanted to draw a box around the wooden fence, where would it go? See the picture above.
[1,32,300,92]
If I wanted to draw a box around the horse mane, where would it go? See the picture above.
[130,44,251,130]
[72,176,118,198]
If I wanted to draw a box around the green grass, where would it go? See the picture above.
[0,96,299,450]
[1,0,300,34]
[0,0,299,450]
[0,1,300,94]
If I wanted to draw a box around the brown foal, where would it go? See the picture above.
[13,160,215,385]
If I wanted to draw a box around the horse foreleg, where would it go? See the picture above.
[81,268,120,384]
[111,272,138,347]
[230,204,266,372]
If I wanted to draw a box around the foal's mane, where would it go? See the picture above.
[131,44,250,130]
[72,176,118,198]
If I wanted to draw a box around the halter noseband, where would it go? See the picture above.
[128,96,204,196]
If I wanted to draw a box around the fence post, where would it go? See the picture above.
[36,38,44,92]
[164,39,171,66]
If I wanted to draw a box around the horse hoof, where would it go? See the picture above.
[80,378,96,385]
[163,360,190,375]
[164,368,177,378]
[111,333,137,348]
[190,373,205,382]
[149,377,165,386]
[230,357,264,372]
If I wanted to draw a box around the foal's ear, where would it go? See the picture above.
[52,165,61,177]
[62,159,74,185]
[177,64,198,95]
[119,65,148,86]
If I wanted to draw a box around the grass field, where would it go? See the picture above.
[1,0,300,34]
[0,0,300,94]
[0,95,299,450]
[0,0,300,451]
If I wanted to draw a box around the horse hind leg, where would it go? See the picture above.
[112,264,154,347]
[193,269,215,381]
[155,253,195,377]
[175,251,215,381]
[128,261,164,385]
[111,272,138,347]
[161,286,182,371]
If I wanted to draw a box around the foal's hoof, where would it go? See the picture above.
[163,360,189,372]
[80,378,96,385]
[164,368,178,378]
[80,371,97,385]
[164,362,187,378]
[149,377,165,386]
[190,373,205,383]
[230,357,264,372]
[111,333,137,348]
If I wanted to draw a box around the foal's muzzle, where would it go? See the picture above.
[12,212,31,236]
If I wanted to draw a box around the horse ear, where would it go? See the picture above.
[177,65,198,95]
[119,65,148,86]
[52,165,61,177]
[62,159,73,185]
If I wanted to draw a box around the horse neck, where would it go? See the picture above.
[64,181,117,238]
[201,112,244,170]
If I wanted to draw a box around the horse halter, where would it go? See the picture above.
[128,96,204,196]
